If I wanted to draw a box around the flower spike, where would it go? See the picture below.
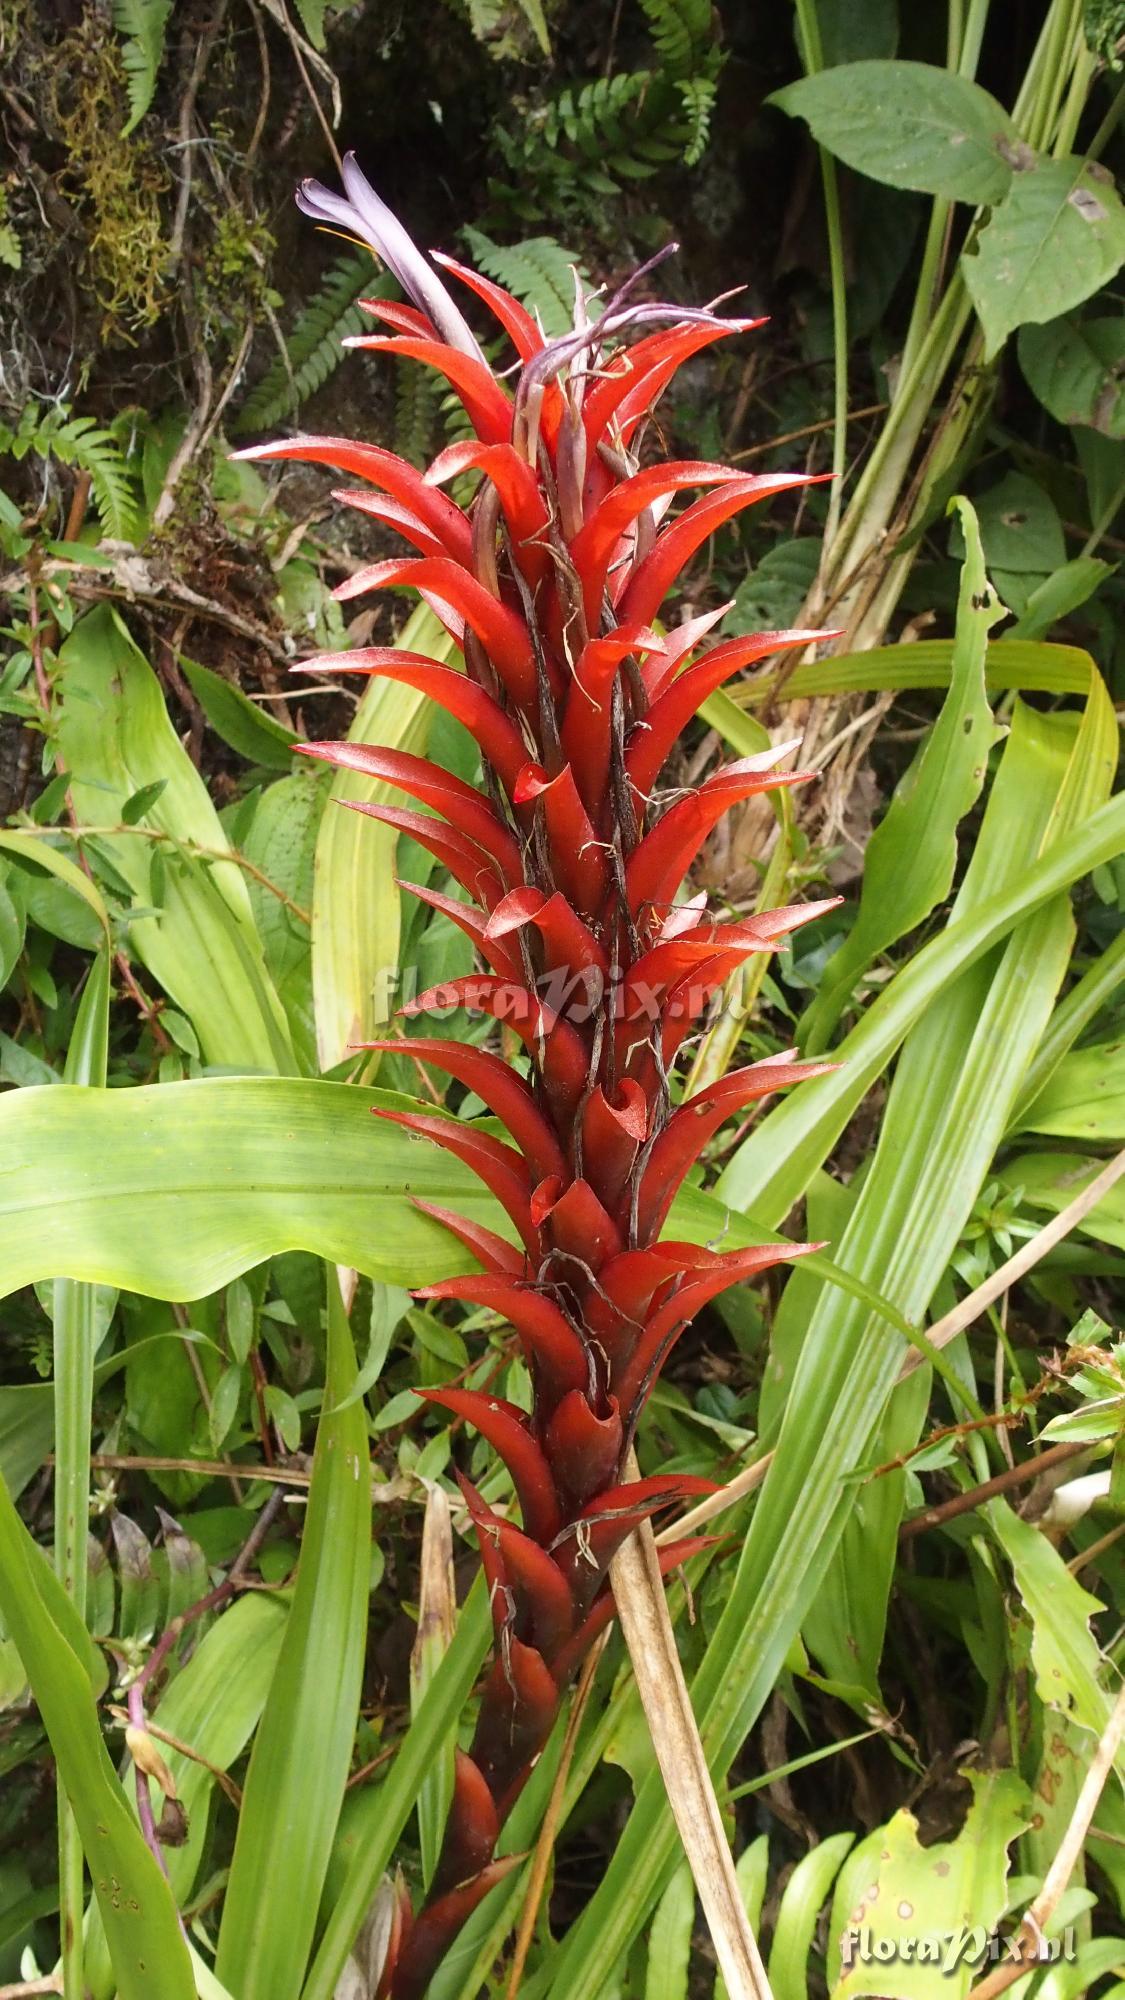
[266,166,836,1998]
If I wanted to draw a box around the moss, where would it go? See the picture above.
[46,11,170,340]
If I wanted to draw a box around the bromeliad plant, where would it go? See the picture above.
[238,158,838,1999]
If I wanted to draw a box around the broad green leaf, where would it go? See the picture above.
[180,654,298,770]
[987,1501,1114,1746]
[644,1864,695,2000]
[215,1274,370,2000]
[0,1475,195,1999]
[960,473,1066,580]
[958,473,1069,616]
[1019,314,1125,437]
[998,1150,1125,1248]
[715,789,1125,1224]
[0,1074,918,1341]
[801,498,999,1052]
[56,606,295,1072]
[768,62,1017,204]
[828,1772,1028,1997]
[312,605,456,1073]
[769,1832,854,2000]
[964,155,1125,360]
[724,540,821,633]
[0,1078,500,1298]
[1016,1038,1125,1139]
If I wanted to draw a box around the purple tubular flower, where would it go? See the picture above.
[295,153,484,362]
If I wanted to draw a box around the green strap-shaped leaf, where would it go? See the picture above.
[987,1497,1118,1765]
[644,1865,695,2000]
[302,1576,491,2000]
[741,636,1092,705]
[524,689,1121,2000]
[0,1477,195,1999]
[54,944,111,2000]
[800,498,999,1053]
[215,1272,370,2000]
[768,1831,854,2000]
[716,789,1125,1226]
[1015,1036,1125,1140]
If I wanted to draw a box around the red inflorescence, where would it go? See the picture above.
[237,156,838,2000]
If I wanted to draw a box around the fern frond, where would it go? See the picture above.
[677,73,717,165]
[637,0,713,73]
[234,258,391,436]
[461,227,588,338]
[112,0,173,135]
[50,417,138,541]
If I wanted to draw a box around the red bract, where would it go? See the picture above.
[237,156,839,2000]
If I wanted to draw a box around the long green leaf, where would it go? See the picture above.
[802,696,1087,1699]
[0,1477,195,2000]
[0,831,110,937]
[1012,930,1125,1122]
[302,1576,490,2000]
[1014,1038,1125,1140]
[215,1273,370,2000]
[800,497,998,1053]
[767,1831,853,2000]
[715,790,1125,1225]
[739,636,1092,706]
[53,946,110,2000]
